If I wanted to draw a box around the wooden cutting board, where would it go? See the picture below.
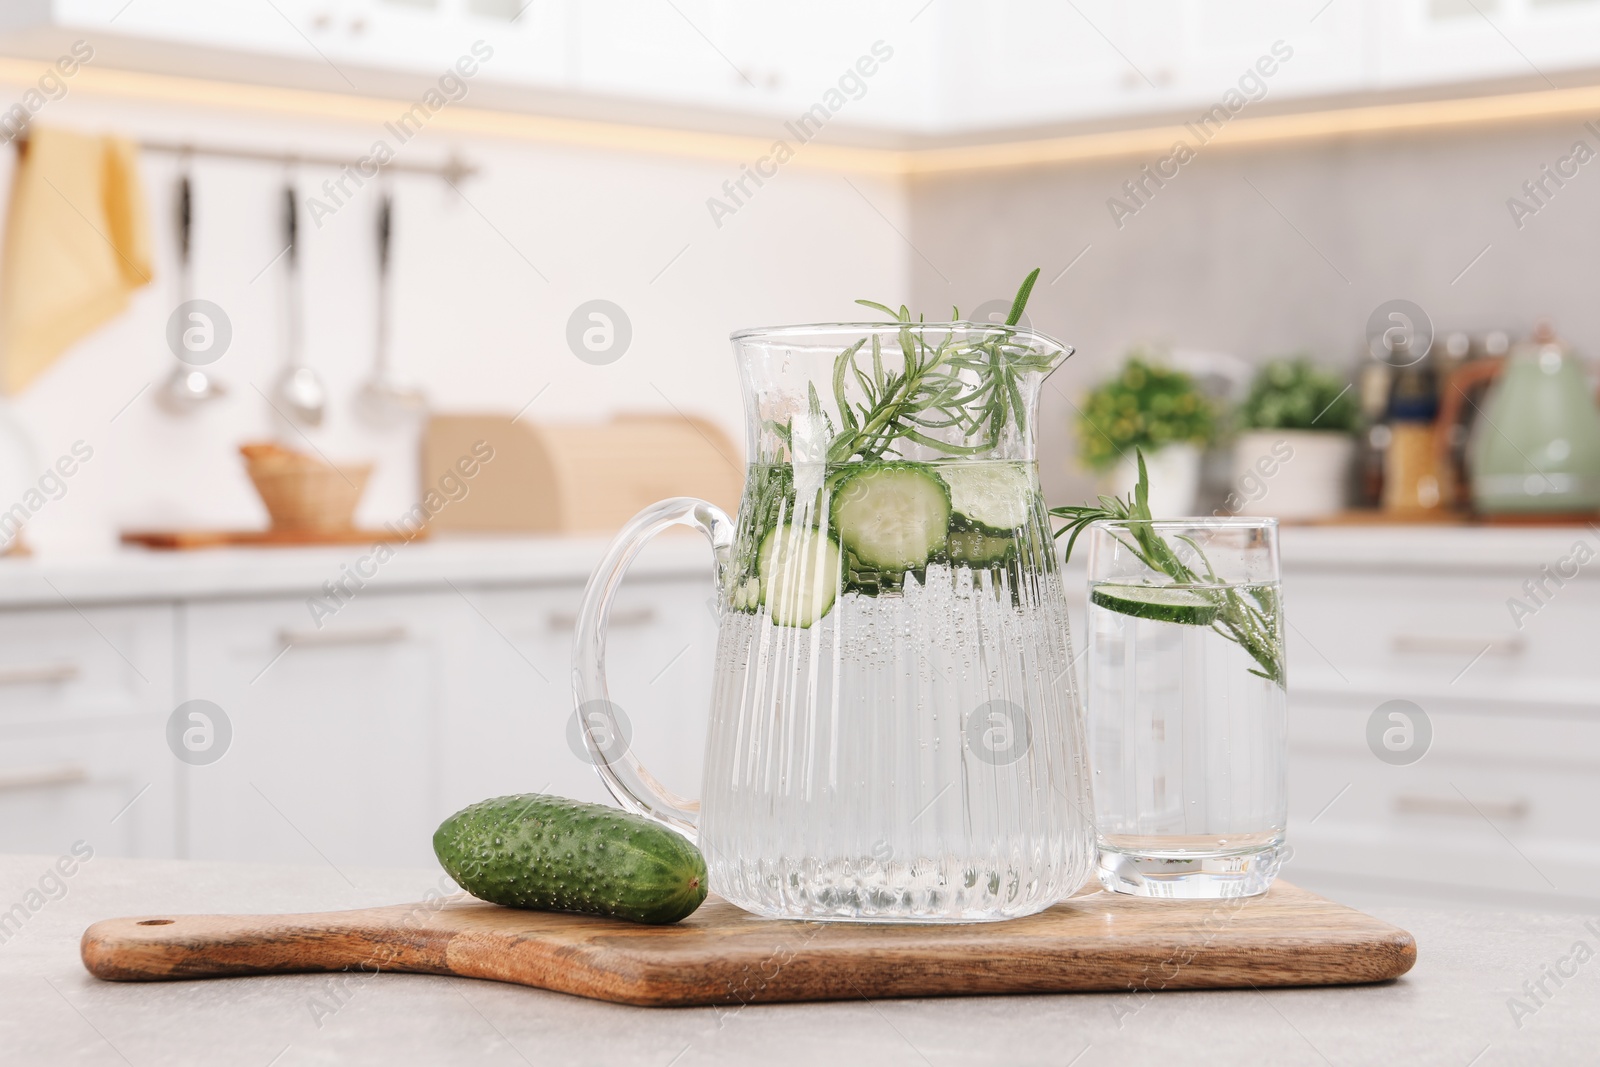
[121,528,425,550]
[81,881,1414,1007]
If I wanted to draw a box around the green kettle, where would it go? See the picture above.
[1468,323,1600,514]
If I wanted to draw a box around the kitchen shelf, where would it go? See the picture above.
[1291,509,1600,527]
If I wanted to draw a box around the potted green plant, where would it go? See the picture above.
[1076,352,1214,517]
[1232,357,1361,519]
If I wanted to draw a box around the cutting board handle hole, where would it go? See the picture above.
[137,919,175,926]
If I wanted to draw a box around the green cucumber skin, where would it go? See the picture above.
[938,465,1035,537]
[746,462,1044,597]
[843,553,926,596]
[829,462,951,570]
[1089,587,1219,626]
[943,518,1017,566]
[756,523,841,627]
[433,794,708,925]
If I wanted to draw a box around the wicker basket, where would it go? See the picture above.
[240,443,372,531]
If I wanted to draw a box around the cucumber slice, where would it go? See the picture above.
[842,552,924,597]
[729,576,761,613]
[1090,583,1219,626]
[757,523,841,627]
[945,526,1016,566]
[831,463,951,570]
[939,463,1034,534]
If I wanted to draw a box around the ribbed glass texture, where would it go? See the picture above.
[699,462,1094,922]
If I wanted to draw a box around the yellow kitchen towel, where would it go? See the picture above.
[0,125,152,394]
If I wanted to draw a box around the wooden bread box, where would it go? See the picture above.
[421,413,745,534]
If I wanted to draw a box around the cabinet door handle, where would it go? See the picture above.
[1394,793,1529,821]
[1390,635,1525,658]
[278,626,409,649]
[547,607,655,632]
[0,663,79,685]
[0,762,90,791]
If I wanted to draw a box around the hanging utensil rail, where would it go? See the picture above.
[16,134,475,182]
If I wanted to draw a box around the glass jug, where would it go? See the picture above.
[573,321,1094,922]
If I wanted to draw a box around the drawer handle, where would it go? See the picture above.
[548,607,655,632]
[1390,635,1525,658]
[1394,793,1529,821]
[278,626,409,648]
[0,663,79,685]
[0,762,89,791]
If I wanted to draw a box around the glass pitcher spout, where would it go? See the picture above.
[730,322,1072,468]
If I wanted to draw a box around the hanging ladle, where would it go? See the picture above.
[157,163,227,413]
[273,181,327,427]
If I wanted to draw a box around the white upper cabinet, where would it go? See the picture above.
[1370,0,1600,90]
[1180,0,1366,110]
[14,0,1600,132]
[931,0,1148,131]
[41,0,569,87]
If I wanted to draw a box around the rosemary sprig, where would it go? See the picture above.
[798,269,1053,465]
[1050,451,1285,688]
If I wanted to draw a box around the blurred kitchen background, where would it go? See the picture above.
[2,1,1599,913]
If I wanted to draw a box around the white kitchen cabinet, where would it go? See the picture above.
[1181,0,1367,111]
[175,566,715,870]
[1289,692,1600,901]
[1285,571,1600,704]
[0,603,172,726]
[1371,0,1600,93]
[934,0,1154,132]
[1282,566,1600,907]
[0,724,175,858]
[0,604,176,859]
[568,1,743,112]
[933,0,1369,132]
[0,540,718,869]
[438,571,716,821]
[181,592,451,870]
[433,582,585,813]
[14,0,1600,135]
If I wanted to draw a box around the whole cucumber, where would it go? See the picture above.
[433,794,708,925]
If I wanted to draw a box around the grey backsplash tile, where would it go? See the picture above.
[908,118,1600,503]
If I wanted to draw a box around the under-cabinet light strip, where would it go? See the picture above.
[2,58,1597,175]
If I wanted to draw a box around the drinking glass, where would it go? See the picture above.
[1084,518,1287,898]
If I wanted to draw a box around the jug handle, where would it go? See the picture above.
[571,496,734,839]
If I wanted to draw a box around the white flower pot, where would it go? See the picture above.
[1229,430,1354,520]
[1099,442,1203,518]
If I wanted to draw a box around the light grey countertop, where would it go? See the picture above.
[0,525,1590,609]
[0,535,712,608]
[3,853,1595,1066]
[1277,523,1599,576]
